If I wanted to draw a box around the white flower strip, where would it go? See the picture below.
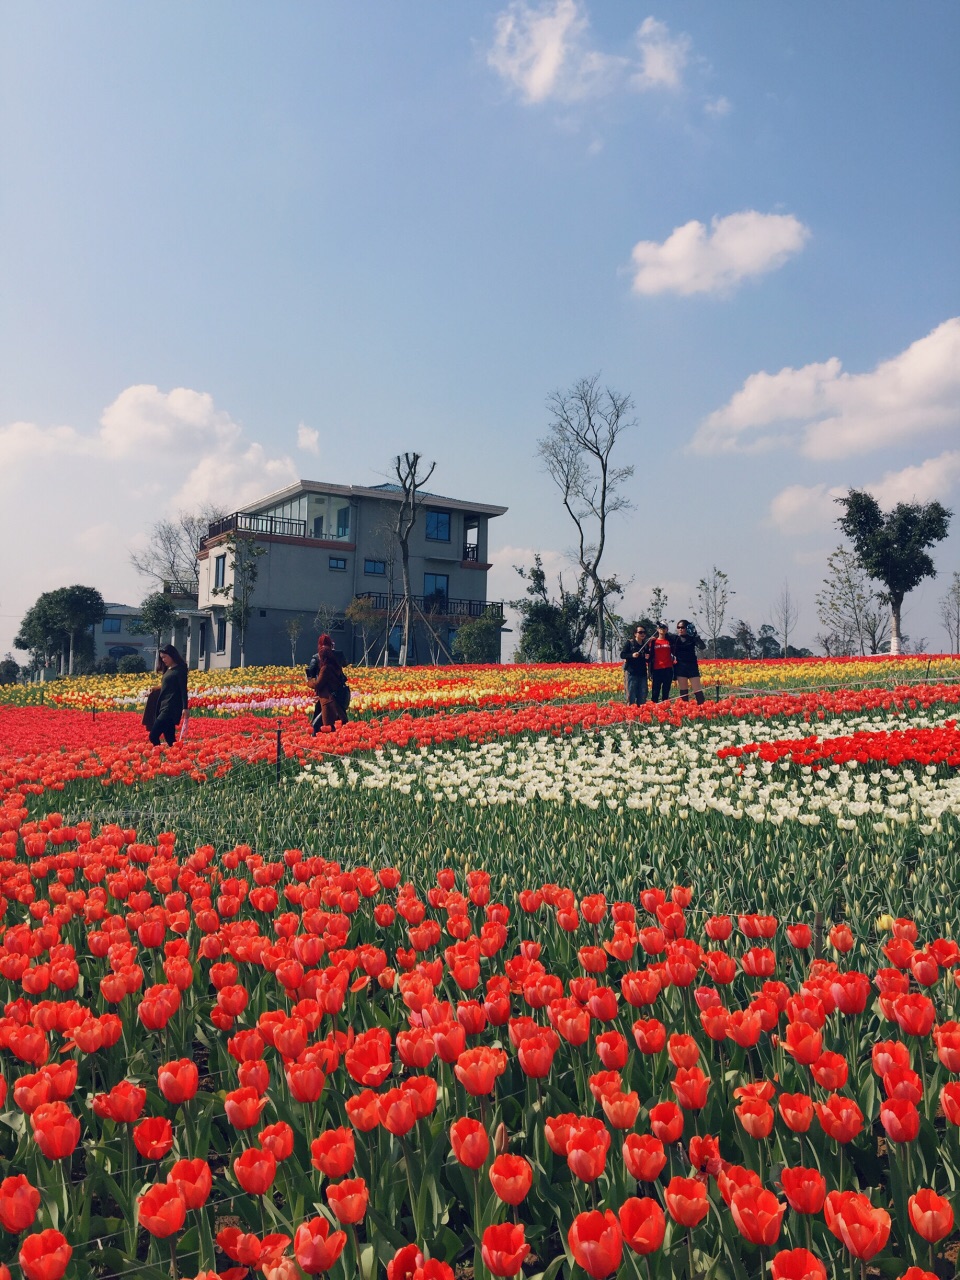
[293,706,960,831]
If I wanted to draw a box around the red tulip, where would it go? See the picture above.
[622,1134,666,1182]
[345,1089,380,1133]
[648,1101,684,1144]
[311,1128,355,1178]
[167,1157,212,1210]
[824,1190,891,1260]
[665,1176,709,1228]
[489,1154,533,1205]
[815,1095,863,1144]
[326,1177,369,1225]
[780,1167,826,1215]
[619,1197,665,1255]
[450,1116,490,1169]
[133,1115,174,1160]
[736,1097,774,1139]
[908,1188,954,1242]
[18,1230,72,1280]
[770,1248,827,1280]
[672,1066,709,1111]
[454,1046,507,1095]
[224,1086,268,1130]
[259,1121,295,1162]
[778,1092,813,1133]
[481,1223,530,1277]
[0,1174,41,1234]
[138,1182,186,1237]
[294,1217,347,1274]
[157,1058,198,1104]
[880,1098,920,1144]
[567,1210,623,1279]
[731,1185,785,1246]
[234,1146,277,1195]
[30,1103,80,1160]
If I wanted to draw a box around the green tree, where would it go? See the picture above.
[511,556,591,663]
[14,585,104,675]
[452,609,505,664]
[14,593,70,672]
[0,654,21,685]
[647,586,669,626]
[836,490,951,654]
[210,532,266,668]
[130,593,180,658]
[538,375,635,660]
[757,623,780,659]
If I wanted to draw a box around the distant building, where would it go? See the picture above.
[193,479,508,668]
[94,604,149,664]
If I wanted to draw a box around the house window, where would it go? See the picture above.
[102,617,122,633]
[259,609,267,617]
[426,510,451,541]
[336,507,350,538]
[364,559,386,576]
[216,617,227,652]
[313,515,324,538]
[214,554,226,589]
[332,618,345,632]
[198,622,206,659]
[329,557,347,572]
[424,573,449,608]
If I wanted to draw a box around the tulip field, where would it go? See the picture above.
[1,658,960,1280]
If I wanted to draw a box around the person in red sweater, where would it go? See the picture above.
[647,622,675,703]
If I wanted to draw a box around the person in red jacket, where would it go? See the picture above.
[647,622,675,703]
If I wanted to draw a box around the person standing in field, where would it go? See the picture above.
[147,644,189,746]
[306,634,350,732]
[648,622,675,703]
[620,623,650,705]
[672,619,706,705]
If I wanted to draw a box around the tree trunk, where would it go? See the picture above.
[889,600,902,655]
[399,547,412,666]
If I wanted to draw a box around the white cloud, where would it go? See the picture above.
[704,95,732,117]
[487,3,692,104]
[632,16,689,90]
[631,211,810,298]
[298,423,320,455]
[768,450,960,536]
[693,318,960,457]
[488,0,592,104]
[0,385,298,657]
[99,385,239,459]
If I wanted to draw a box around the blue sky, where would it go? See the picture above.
[1,2,958,657]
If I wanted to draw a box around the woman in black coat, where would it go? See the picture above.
[671,620,706,705]
[148,644,189,746]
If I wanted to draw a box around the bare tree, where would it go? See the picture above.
[393,452,436,666]
[345,596,380,666]
[285,615,305,666]
[538,375,635,661]
[771,580,800,657]
[130,505,226,588]
[816,547,873,656]
[938,571,960,654]
[696,566,733,658]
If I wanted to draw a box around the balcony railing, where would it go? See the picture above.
[163,579,199,598]
[204,513,308,544]
[462,544,480,561]
[356,593,503,620]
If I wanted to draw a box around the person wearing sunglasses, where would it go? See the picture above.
[672,619,706,705]
[648,621,675,703]
[620,623,650,705]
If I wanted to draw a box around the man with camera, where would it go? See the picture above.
[620,623,650,705]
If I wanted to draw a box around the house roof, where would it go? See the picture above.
[244,479,508,518]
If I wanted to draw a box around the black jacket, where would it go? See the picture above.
[155,664,188,726]
[620,638,650,676]
[671,631,705,668]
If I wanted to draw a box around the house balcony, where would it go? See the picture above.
[355,593,503,621]
[201,513,354,550]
